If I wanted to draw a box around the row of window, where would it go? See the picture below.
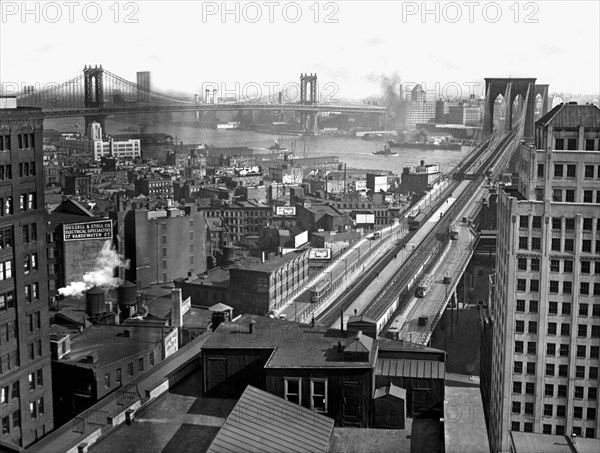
[283,377,328,413]
[516,278,600,295]
[0,227,12,248]
[545,362,600,379]
[519,236,600,254]
[553,138,597,151]
[0,193,37,216]
[104,352,155,389]
[18,162,36,177]
[0,351,18,374]
[0,291,14,311]
[24,253,38,274]
[4,398,47,434]
[516,299,600,317]
[0,133,35,152]
[0,165,12,181]
[520,216,600,231]
[23,223,38,243]
[0,380,19,404]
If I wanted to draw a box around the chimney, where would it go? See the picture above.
[420,160,425,166]
[340,309,344,334]
[249,319,256,334]
[337,340,343,353]
[171,289,183,329]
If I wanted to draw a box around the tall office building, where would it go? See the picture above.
[488,103,600,452]
[136,71,151,101]
[0,98,52,446]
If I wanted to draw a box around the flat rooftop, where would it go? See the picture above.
[229,250,306,274]
[202,315,377,369]
[61,324,174,368]
[444,383,489,453]
[510,431,600,453]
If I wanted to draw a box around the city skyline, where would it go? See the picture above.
[1,1,599,99]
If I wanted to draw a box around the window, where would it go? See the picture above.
[2,416,8,435]
[563,282,572,294]
[556,426,565,435]
[527,342,536,355]
[578,324,588,337]
[524,402,534,415]
[518,257,527,271]
[514,361,523,374]
[525,383,535,395]
[555,139,564,150]
[561,323,570,336]
[582,240,592,253]
[545,363,555,376]
[546,343,556,356]
[587,408,596,421]
[512,401,521,414]
[149,351,154,366]
[0,259,12,280]
[549,301,558,315]
[584,190,594,203]
[558,385,567,398]
[518,237,528,250]
[591,367,599,379]
[138,357,144,372]
[537,163,544,177]
[511,421,520,432]
[519,216,529,228]
[515,320,525,333]
[513,381,522,394]
[583,218,593,231]
[566,164,576,177]
[565,239,574,252]
[559,365,568,377]
[575,387,584,399]
[551,238,561,251]
[116,368,121,385]
[544,384,553,397]
[516,299,525,312]
[560,344,569,357]
[36,369,43,386]
[515,341,524,353]
[531,259,540,271]
[554,164,564,177]
[589,388,598,400]
[310,379,328,413]
[528,321,537,334]
[284,378,301,404]
[105,373,111,388]
[12,410,19,429]
[517,279,526,292]
[548,323,557,335]
[574,406,583,419]
[586,139,595,150]
[565,190,575,202]
[562,303,571,315]
[582,261,591,274]
[552,218,561,230]
[529,300,538,313]
[526,362,535,375]
[127,362,134,377]
[543,424,552,434]
[531,238,541,250]
[577,345,586,358]
[557,405,566,417]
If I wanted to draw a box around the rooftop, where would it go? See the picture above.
[229,250,307,274]
[537,102,600,129]
[202,315,378,369]
[58,324,174,368]
[510,432,600,453]
[444,384,489,453]
[206,386,334,453]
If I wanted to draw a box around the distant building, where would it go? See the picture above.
[398,85,437,127]
[63,173,92,198]
[400,160,441,195]
[134,177,173,199]
[366,173,389,193]
[295,200,350,233]
[198,200,272,244]
[59,123,141,161]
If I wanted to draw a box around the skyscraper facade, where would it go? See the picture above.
[0,98,52,447]
[489,103,600,452]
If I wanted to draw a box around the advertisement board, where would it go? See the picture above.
[308,248,332,260]
[355,180,367,191]
[294,230,309,248]
[62,220,114,285]
[163,328,179,359]
[182,297,191,316]
[63,220,113,241]
[356,213,375,224]
[276,206,296,216]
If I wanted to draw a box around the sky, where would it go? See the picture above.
[1,1,599,100]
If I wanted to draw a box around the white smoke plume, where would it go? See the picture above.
[58,241,130,298]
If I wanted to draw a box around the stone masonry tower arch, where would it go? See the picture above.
[483,78,537,140]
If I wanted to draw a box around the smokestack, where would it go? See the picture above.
[171,289,183,329]
[249,319,256,334]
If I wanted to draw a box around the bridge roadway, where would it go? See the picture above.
[39,102,386,118]
[318,131,514,333]
[328,182,467,331]
[274,178,452,322]
[386,138,513,345]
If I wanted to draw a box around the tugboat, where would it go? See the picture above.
[371,145,399,157]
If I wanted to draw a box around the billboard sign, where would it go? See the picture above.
[182,297,191,316]
[63,220,113,241]
[163,328,179,359]
[276,206,296,216]
[308,248,332,260]
[294,230,308,248]
[356,213,375,224]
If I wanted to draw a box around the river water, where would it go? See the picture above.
[49,117,472,176]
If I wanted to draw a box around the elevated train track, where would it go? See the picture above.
[316,132,517,332]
